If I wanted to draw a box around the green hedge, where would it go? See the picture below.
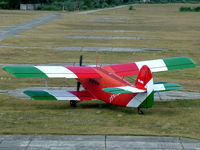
[132,0,200,4]
[0,1,8,9]
[180,6,200,12]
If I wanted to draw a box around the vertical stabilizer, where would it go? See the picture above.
[127,65,154,108]
[137,65,154,108]
[135,65,153,88]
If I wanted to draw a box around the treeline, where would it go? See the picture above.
[1,0,125,10]
[0,0,200,10]
[146,0,200,3]
[0,0,50,9]
[38,0,127,11]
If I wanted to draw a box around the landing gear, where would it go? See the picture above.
[137,108,144,115]
[70,100,77,107]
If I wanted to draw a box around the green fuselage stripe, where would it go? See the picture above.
[103,87,131,93]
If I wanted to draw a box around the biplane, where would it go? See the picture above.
[3,56,196,114]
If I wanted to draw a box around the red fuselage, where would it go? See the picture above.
[78,67,136,106]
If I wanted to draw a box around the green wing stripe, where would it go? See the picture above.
[163,57,196,70]
[24,90,57,100]
[163,83,182,91]
[154,82,182,92]
[2,66,47,78]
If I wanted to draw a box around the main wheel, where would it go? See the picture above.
[137,108,144,115]
[70,100,77,107]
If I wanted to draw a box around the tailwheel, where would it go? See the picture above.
[70,100,77,107]
[137,108,144,115]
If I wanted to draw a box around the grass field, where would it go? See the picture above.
[0,4,199,91]
[0,4,200,138]
[0,10,49,26]
[0,94,200,139]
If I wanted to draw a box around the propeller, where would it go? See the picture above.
[77,55,83,91]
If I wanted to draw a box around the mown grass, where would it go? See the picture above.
[0,10,50,26]
[0,94,200,139]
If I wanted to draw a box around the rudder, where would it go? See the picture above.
[136,65,154,108]
[127,65,154,108]
[135,65,153,88]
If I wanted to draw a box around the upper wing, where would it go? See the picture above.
[3,66,100,78]
[24,90,94,101]
[103,57,196,77]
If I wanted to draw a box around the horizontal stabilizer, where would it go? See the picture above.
[103,86,146,94]
[3,66,100,78]
[24,90,94,101]
[153,82,182,92]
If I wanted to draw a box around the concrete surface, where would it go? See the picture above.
[0,45,166,52]
[0,14,60,41]
[78,5,126,14]
[56,46,165,52]
[65,35,159,40]
[0,135,199,150]
[0,45,48,49]
[74,29,148,33]
[155,91,200,101]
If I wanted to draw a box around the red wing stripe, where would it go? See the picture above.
[65,66,101,78]
[107,63,139,76]
[70,90,94,100]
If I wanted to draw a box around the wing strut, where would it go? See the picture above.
[77,55,83,91]
[73,55,83,107]
[45,78,48,90]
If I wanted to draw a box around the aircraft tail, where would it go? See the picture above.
[104,65,182,108]
[131,65,155,108]
[134,65,183,108]
[103,65,155,108]
[135,65,153,89]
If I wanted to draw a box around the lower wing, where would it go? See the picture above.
[24,90,94,101]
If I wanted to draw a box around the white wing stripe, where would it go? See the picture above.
[46,90,80,101]
[136,59,168,72]
[153,84,165,91]
[35,66,78,78]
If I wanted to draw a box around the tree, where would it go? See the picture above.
[84,0,92,8]
[8,0,20,9]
